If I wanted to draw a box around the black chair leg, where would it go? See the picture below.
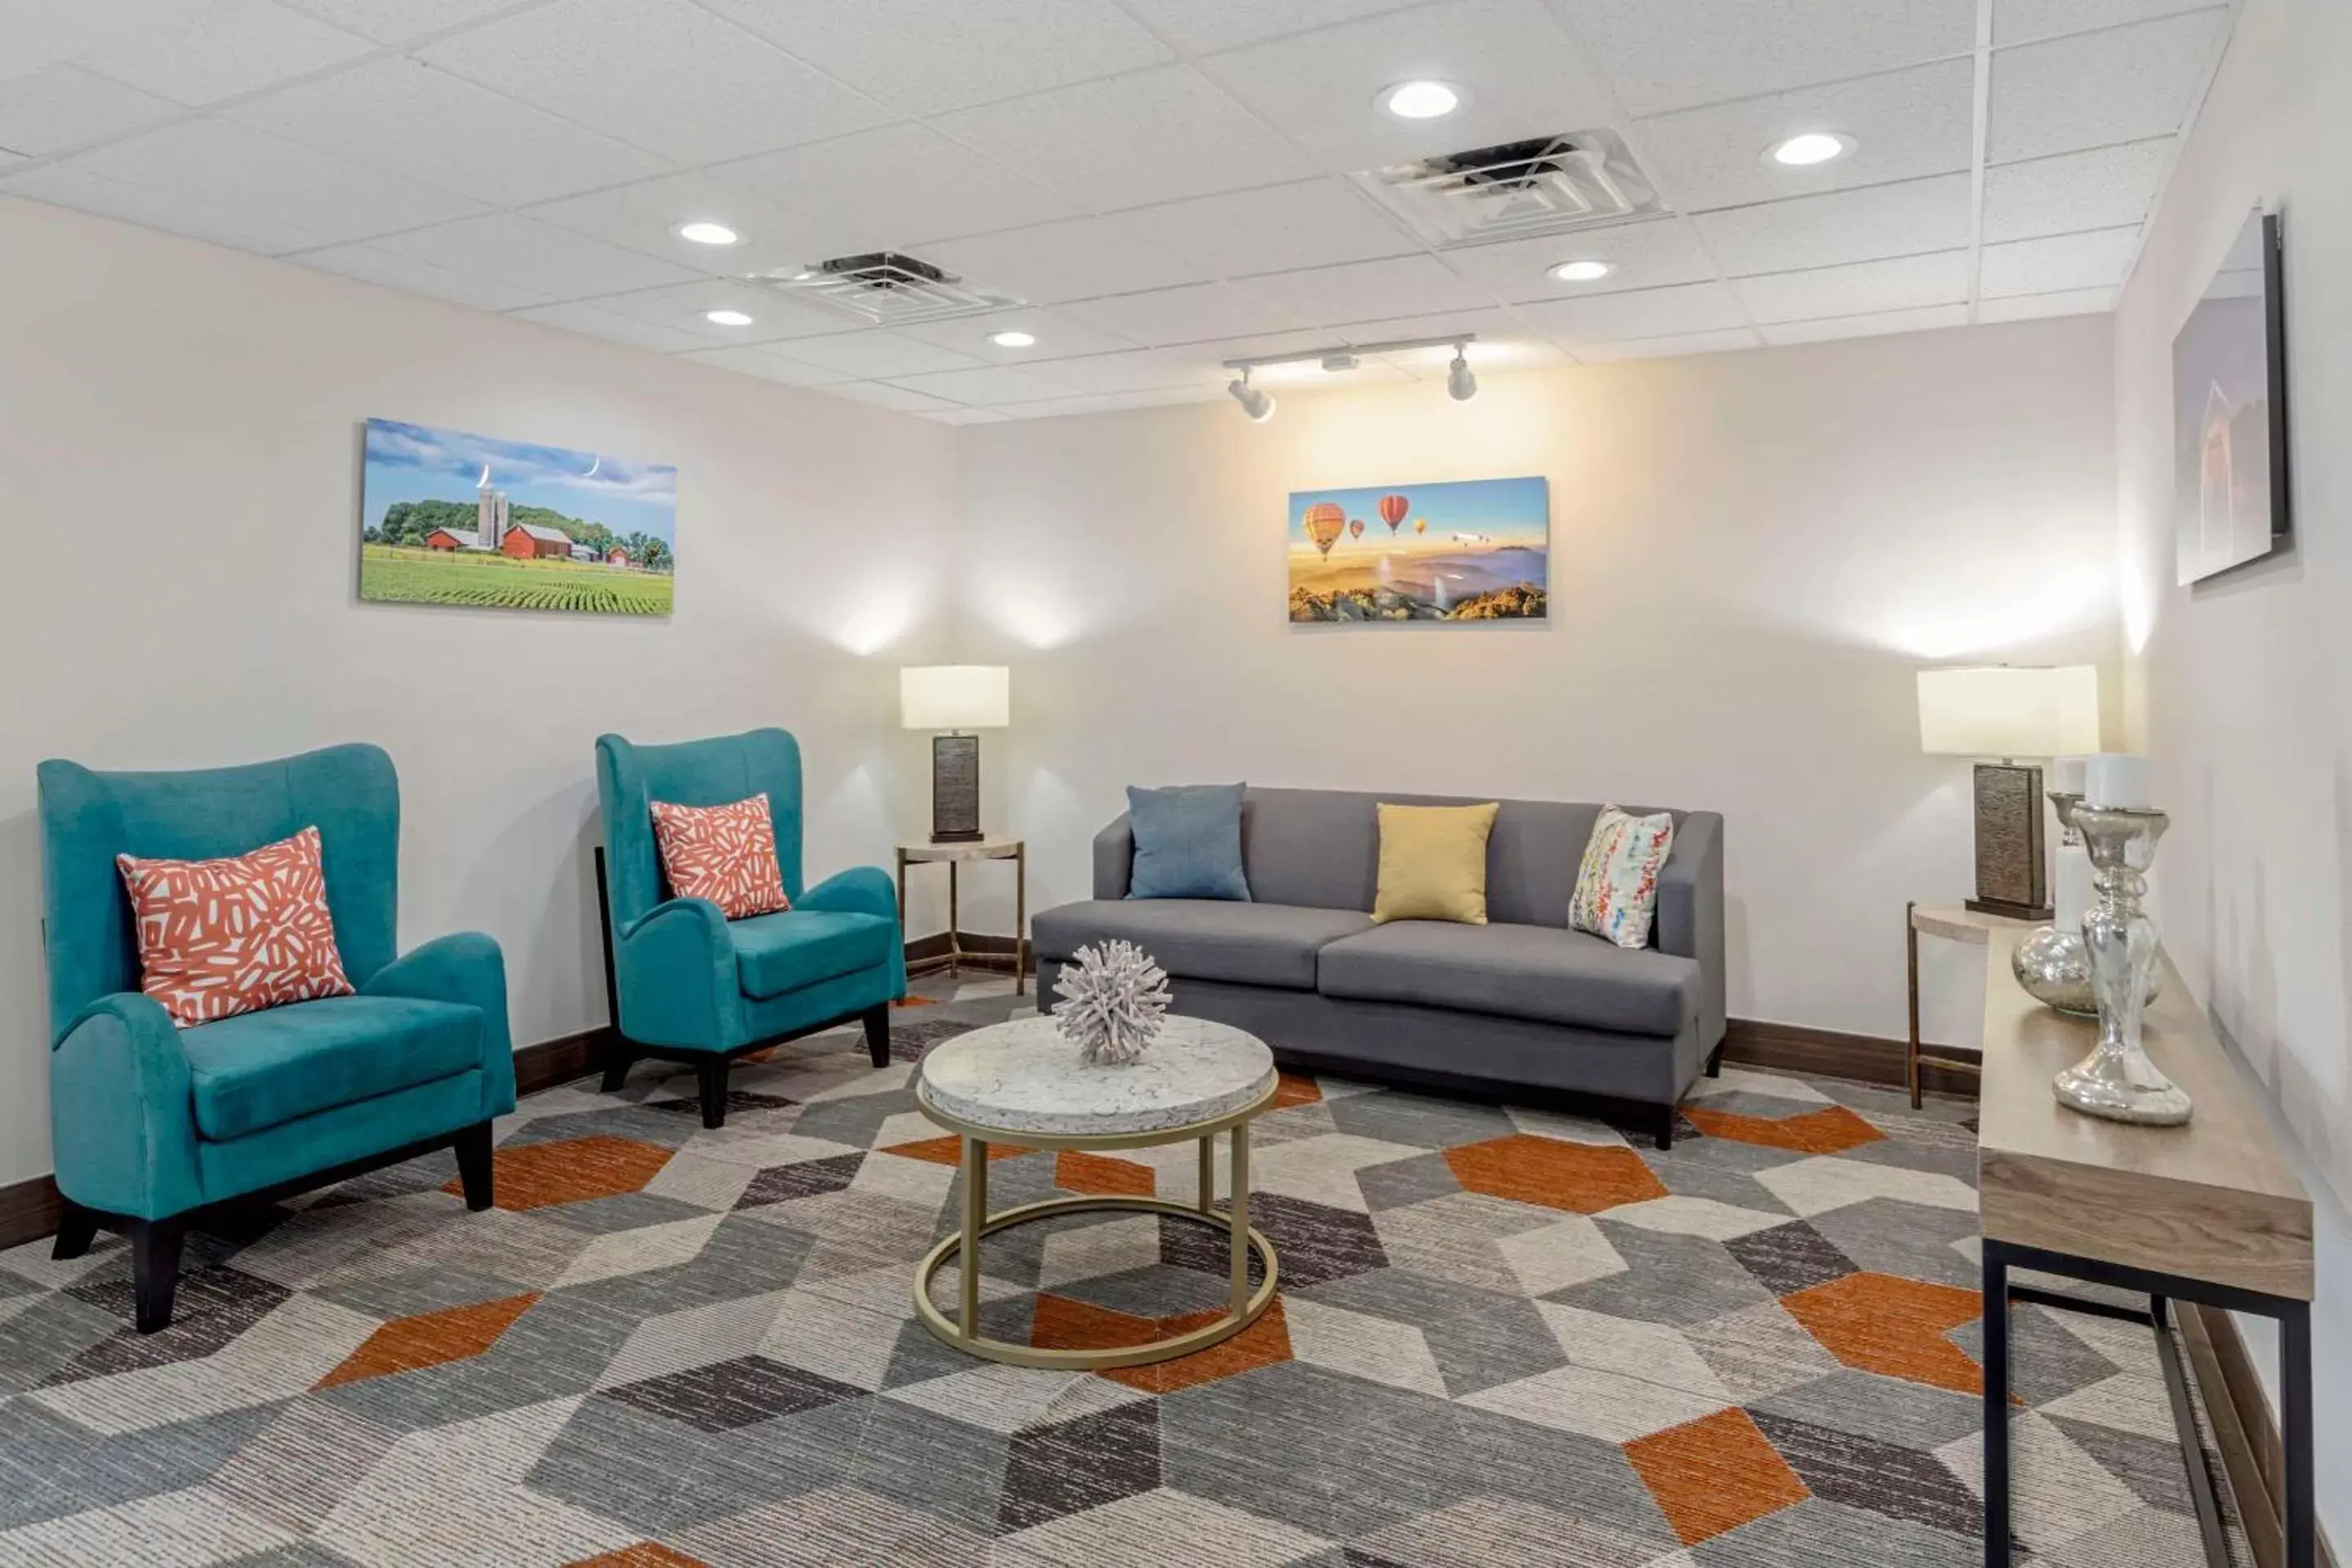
[52,1200,100,1262]
[131,1220,184,1334]
[1654,1106,1676,1152]
[1704,1044,1725,1078]
[697,1058,729,1129]
[454,1121,496,1212]
[600,1041,631,1094]
[862,1003,892,1069]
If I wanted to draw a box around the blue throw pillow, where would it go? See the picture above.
[1127,783,1251,902]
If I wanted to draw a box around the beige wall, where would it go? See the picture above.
[2113,0,2352,1525]
[0,196,962,1187]
[952,318,2122,1041]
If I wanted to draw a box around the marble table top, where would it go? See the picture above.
[916,1014,1276,1138]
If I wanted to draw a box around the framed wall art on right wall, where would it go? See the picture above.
[2174,208,2291,586]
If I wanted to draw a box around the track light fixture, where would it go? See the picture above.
[1447,341,1478,402]
[1221,332,1480,421]
[1227,367,1275,422]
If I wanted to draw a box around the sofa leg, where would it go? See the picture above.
[1704,1044,1724,1078]
[1653,1106,1677,1152]
[697,1058,729,1129]
[52,1200,100,1262]
[454,1122,496,1212]
[131,1220,184,1334]
[862,1004,892,1069]
[600,1036,631,1094]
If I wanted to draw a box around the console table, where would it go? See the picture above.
[1976,928,2314,1568]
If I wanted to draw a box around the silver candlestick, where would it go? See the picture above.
[2051,805,2191,1125]
[2012,788,2160,1016]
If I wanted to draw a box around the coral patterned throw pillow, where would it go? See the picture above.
[117,826,356,1027]
[649,795,791,920]
[1570,806,1677,950]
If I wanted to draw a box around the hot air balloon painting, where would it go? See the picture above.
[1288,476,1547,625]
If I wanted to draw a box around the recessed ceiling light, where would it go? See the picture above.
[989,330,1037,348]
[1379,80,1461,120]
[1548,260,1611,283]
[675,221,740,246]
[1767,131,1853,168]
[705,310,754,326]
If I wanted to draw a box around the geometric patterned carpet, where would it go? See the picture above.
[0,983,2249,1567]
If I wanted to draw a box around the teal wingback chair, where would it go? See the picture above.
[595,728,904,1127]
[38,743,515,1332]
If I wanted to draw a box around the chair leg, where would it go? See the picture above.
[454,1122,495,1212]
[52,1199,100,1261]
[1654,1105,1676,1152]
[697,1058,729,1129]
[131,1219,184,1334]
[862,1003,891,1069]
[1704,1044,1724,1078]
[600,1034,631,1094]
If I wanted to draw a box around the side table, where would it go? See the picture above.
[898,837,1027,995]
[1905,901,2033,1107]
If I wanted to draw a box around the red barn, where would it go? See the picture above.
[422,528,479,551]
[606,547,631,568]
[501,523,573,560]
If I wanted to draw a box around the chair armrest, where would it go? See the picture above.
[1655,811,1726,1051]
[364,932,515,1117]
[613,896,742,1049]
[801,866,907,999]
[51,993,203,1220]
[1094,815,1134,901]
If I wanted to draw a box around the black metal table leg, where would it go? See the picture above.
[2283,1299,2313,1568]
[1983,1244,2011,1568]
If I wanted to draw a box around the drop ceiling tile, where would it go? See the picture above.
[60,118,483,243]
[1695,173,1971,276]
[893,307,1141,362]
[507,299,712,353]
[933,65,1315,212]
[825,381,964,412]
[711,122,1083,255]
[0,162,335,252]
[1325,305,1520,344]
[0,65,177,157]
[1246,357,1415,389]
[1730,249,1969,322]
[886,365,1089,405]
[1633,59,1974,212]
[1986,8,2230,163]
[1382,333,1572,377]
[1513,281,1749,345]
[1205,0,1614,173]
[522,172,816,276]
[291,242,555,311]
[675,344,857,385]
[1116,178,1417,279]
[1993,0,2220,46]
[1979,225,2141,296]
[0,150,24,172]
[926,407,1016,425]
[1976,285,2119,320]
[771,331,989,377]
[361,213,702,299]
[991,385,1228,418]
[1566,0,1976,116]
[1234,255,1490,327]
[920,217,1209,305]
[1007,349,1229,394]
[0,0,210,78]
[1178,327,1339,363]
[418,0,896,167]
[1571,327,1762,362]
[697,0,1169,115]
[227,59,673,207]
[590,278,857,344]
[1116,0,1433,53]
[1438,218,1716,301]
[1058,281,1303,345]
[280,0,527,44]
[77,0,372,106]
[1981,138,2174,242]
[1760,303,1971,344]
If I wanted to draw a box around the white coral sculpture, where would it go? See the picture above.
[1052,939,1173,1066]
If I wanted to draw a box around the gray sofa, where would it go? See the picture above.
[1031,788,1725,1147]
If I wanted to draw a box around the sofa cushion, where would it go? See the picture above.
[181,994,483,1141]
[1128,783,1250,901]
[1033,900,1371,991]
[1316,920,1698,1036]
[731,908,895,1000]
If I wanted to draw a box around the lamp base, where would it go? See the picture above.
[931,733,982,843]
[1970,761,2049,918]
[1967,896,2053,922]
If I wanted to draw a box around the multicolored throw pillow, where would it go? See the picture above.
[1571,806,1677,949]
[116,826,355,1026]
[650,795,791,920]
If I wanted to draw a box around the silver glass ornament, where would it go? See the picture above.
[2051,805,2192,1125]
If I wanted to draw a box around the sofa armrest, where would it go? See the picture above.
[614,897,742,1049]
[800,866,907,999]
[364,932,515,1117]
[51,993,203,1220]
[1655,811,1726,1052]
[1093,814,1134,901]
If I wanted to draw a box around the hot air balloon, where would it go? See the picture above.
[1303,501,1346,558]
[1348,517,1365,541]
[1414,516,1427,535]
[1379,494,1409,533]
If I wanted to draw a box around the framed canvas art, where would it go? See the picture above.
[1288,475,1548,622]
[2174,210,2290,586]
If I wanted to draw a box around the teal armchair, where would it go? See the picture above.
[595,728,904,1126]
[37,743,514,1332]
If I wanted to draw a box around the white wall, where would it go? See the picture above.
[2114,0,2352,1536]
[0,197,963,1187]
[952,318,2123,1042]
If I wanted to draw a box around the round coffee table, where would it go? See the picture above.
[911,1013,1281,1370]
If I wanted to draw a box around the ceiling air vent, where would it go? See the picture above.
[747,251,1020,326]
[1350,129,1668,248]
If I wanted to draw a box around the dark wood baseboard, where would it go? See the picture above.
[0,1172,63,1252]
[1723,1016,1982,1098]
[2180,1303,2337,1568]
[514,1026,610,1097]
[905,930,1031,982]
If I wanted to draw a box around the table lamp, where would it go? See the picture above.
[901,666,1009,844]
[1917,665,2099,919]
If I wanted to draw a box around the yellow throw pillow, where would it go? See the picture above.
[1372,802,1501,924]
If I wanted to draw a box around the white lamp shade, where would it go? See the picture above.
[1917,666,2099,757]
[900,666,1009,730]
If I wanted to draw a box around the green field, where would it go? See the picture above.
[359,546,672,616]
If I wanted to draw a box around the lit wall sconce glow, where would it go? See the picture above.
[1767,131,1855,167]
[675,221,740,245]
[989,330,1037,348]
[1548,260,1611,283]
[1379,79,1461,120]
[705,309,754,326]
